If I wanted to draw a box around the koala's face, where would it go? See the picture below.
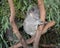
[27,5,39,13]
[27,5,40,19]
[29,6,39,14]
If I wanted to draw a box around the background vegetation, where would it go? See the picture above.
[0,0,60,48]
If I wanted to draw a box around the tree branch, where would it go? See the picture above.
[40,44,56,47]
[9,21,55,48]
[33,0,46,48]
[33,1,55,48]
[8,0,28,48]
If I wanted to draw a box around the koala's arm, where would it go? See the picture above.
[38,0,46,22]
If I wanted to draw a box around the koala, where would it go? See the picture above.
[23,5,43,36]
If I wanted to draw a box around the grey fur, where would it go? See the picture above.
[23,5,42,36]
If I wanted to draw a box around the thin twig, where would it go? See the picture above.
[40,44,56,47]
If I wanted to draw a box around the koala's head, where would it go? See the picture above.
[27,5,40,17]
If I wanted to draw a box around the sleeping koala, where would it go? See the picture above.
[23,5,44,36]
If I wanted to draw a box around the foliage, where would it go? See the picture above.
[0,0,60,48]
[0,0,9,48]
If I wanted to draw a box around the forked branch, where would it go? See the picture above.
[33,0,55,48]
[9,21,55,48]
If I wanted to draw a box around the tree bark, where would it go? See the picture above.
[33,0,46,48]
[33,0,55,48]
[8,0,28,48]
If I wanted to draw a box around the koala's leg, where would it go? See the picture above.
[41,21,55,35]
